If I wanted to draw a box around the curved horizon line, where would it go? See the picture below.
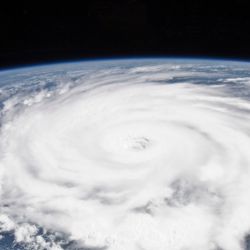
[1,55,250,72]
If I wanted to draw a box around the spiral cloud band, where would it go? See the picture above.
[0,59,250,249]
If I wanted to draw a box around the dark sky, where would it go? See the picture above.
[1,0,250,68]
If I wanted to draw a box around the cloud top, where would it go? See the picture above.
[0,60,250,250]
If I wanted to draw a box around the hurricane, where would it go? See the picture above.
[0,59,250,250]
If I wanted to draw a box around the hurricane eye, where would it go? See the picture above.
[124,136,151,151]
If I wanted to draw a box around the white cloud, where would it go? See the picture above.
[0,62,250,249]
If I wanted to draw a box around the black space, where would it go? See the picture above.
[1,0,250,68]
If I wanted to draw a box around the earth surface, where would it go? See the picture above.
[0,58,250,250]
